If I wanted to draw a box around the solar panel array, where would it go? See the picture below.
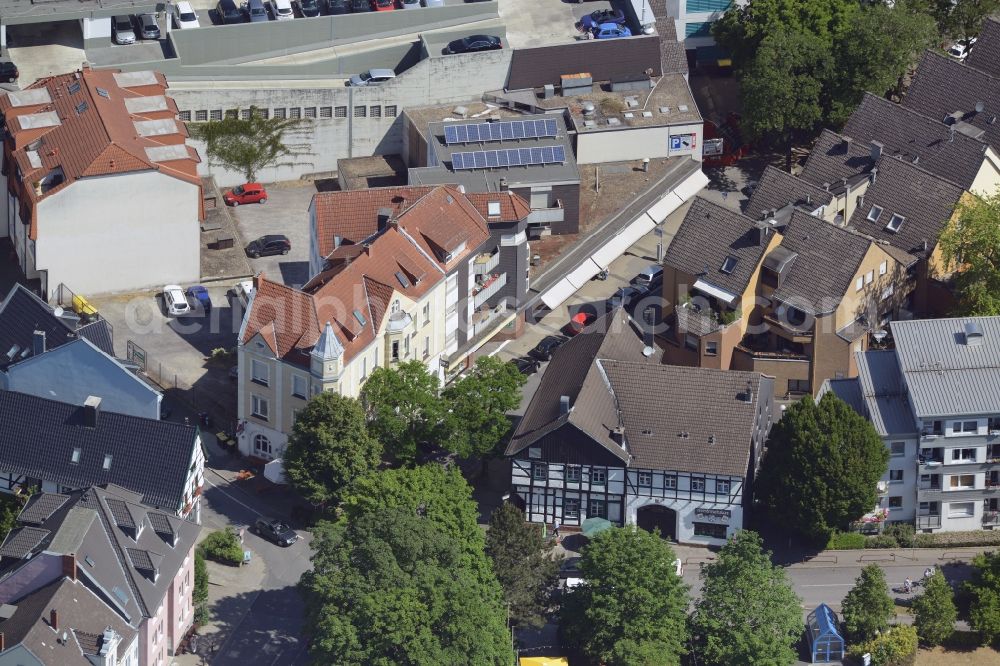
[452,145,567,170]
[444,118,559,145]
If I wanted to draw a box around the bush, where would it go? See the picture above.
[849,625,918,666]
[193,549,211,625]
[883,523,915,548]
[912,530,1000,548]
[827,531,866,550]
[865,534,899,549]
[199,528,244,566]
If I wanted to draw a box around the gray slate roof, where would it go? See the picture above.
[847,155,965,258]
[800,129,875,189]
[966,18,1000,77]
[0,527,49,559]
[891,316,1000,418]
[0,390,198,511]
[656,19,689,76]
[903,50,1000,152]
[856,350,917,436]
[745,165,834,221]
[17,493,69,525]
[842,93,988,191]
[664,197,775,297]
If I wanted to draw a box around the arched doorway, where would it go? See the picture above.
[637,504,677,541]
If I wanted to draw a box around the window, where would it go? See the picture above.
[888,496,903,509]
[788,379,811,394]
[292,374,308,399]
[694,522,728,539]
[251,359,269,386]
[253,434,272,456]
[71,447,81,464]
[251,395,269,420]
[855,276,864,292]
[532,463,547,481]
[424,336,430,358]
[879,260,888,276]
[392,340,400,362]
[273,108,287,119]
[685,21,712,37]
[385,105,398,117]
[889,469,904,483]
[241,109,252,120]
[335,106,347,118]
[195,110,208,122]
[289,108,301,119]
[720,255,738,274]
[528,447,541,459]
[867,205,883,223]
[361,356,368,380]
[664,474,677,489]
[705,341,718,356]
[637,471,652,487]
[371,105,382,118]
[588,498,607,519]
[865,270,874,285]
[952,448,976,462]
[949,474,975,489]
[354,106,366,118]
[178,110,191,121]
[890,441,905,457]
[954,421,979,434]
[566,466,581,482]
[886,213,905,233]
[716,479,731,495]
[685,334,699,351]
[564,498,580,519]
[254,108,268,119]
[691,477,706,492]
[949,501,975,517]
[422,303,430,325]
[225,109,238,119]
[319,106,333,118]
[304,107,317,119]
[591,468,607,485]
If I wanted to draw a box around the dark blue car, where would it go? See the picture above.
[186,285,212,311]
[578,8,625,31]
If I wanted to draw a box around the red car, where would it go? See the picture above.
[566,311,595,336]
[371,0,394,9]
[224,183,268,206]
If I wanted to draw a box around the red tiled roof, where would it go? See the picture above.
[465,191,532,221]
[312,186,436,257]
[393,186,490,268]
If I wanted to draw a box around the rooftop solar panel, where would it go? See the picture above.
[544,118,558,136]
[467,124,480,142]
[523,122,537,138]
[553,145,567,162]
[486,151,499,168]
[500,123,514,140]
[473,151,487,168]
[541,146,554,162]
[512,122,525,139]
[444,125,459,144]
[456,125,469,142]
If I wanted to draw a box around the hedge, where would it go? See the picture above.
[849,625,917,666]
[829,527,1000,550]
[828,531,867,550]
[199,527,244,566]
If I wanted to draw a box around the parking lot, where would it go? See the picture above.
[501,0,623,49]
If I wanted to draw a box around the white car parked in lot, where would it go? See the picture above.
[272,0,294,19]
[162,285,191,316]
[173,2,201,28]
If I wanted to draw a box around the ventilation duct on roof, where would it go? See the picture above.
[964,321,985,346]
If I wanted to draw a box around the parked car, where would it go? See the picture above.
[423,0,443,5]
[217,0,245,23]
[0,62,18,83]
[325,0,350,13]
[371,0,394,8]
[566,311,596,336]
[224,182,268,205]
[112,15,136,44]
[402,0,420,8]
[350,0,372,11]
[445,34,502,54]
[163,285,191,317]
[948,37,976,60]
[510,356,540,375]
[529,335,566,361]
[246,0,269,21]
[138,13,160,39]
[592,22,631,39]
[173,2,202,28]
[609,286,644,310]
[578,8,624,30]
[272,0,295,18]
[232,280,254,309]
[347,68,396,86]
[298,0,321,15]
[186,285,212,311]
[633,264,663,288]
[245,234,291,258]
[253,517,299,547]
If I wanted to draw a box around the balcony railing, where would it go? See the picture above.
[917,514,942,529]
[386,310,412,333]
[473,252,500,275]
[471,304,511,338]
[763,312,813,338]
[474,272,507,308]
[527,200,564,225]
[985,512,1000,526]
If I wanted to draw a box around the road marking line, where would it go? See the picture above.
[204,471,262,518]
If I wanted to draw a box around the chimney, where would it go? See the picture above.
[62,554,77,581]
[50,609,58,632]
[804,194,811,206]
[610,426,625,445]
[333,235,342,249]
[842,136,853,149]
[376,208,393,232]
[559,395,570,415]
[742,380,754,403]
[456,184,466,194]
[822,182,830,192]
[870,167,878,184]
[869,140,883,162]
[83,396,101,428]
[32,330,46,356]
[499,177,508,191]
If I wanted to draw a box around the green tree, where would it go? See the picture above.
[929,0,1000,39]
[0,489,30,541]
[193,549,211,625]
[187,106,300,182]
[442,356,526,459]
[361,360,443,461]
[841,564,895,642]
[938,189,1000,316]
[692,531,801,666]
[756,393,889,544]
[199,528,244,566]
[913,570,956,646]
[301,469,512,665]
[851,625,918,666]
[561,528,689,666]
[283,392,382,506]
[485,502,558,628]
[965,551,1000,644]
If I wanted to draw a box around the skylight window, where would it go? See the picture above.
[96,87,110,99]
[68,81,80,95]
[75,101,88,115]
[720,256,739,274]
[487,201,501,217]
[353,309,367,327]
[102,454,113,471]
[886,213,905,233]
[71,448,81,464]
[867,205,883,223]
[395,271,410,288]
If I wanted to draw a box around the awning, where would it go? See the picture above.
[540,278,578,310]
[692,279,737,304]
[591,213,656,268]
[520,658,570,666]
[646,169,709,223]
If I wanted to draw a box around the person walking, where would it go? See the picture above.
[904,577,913,593]
[552,519,560,539]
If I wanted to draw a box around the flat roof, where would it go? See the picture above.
[552,73,701,132]
[0,0,157,26]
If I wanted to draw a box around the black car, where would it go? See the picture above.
[245,234,291,258]
[510,356,540,375]
[326,0,350,12]
[529,335,566,362]
[254,517,299,547]
[445,34,502,54]
[298,0,321,15]
[0,62,18,83]
[350,0,371,11]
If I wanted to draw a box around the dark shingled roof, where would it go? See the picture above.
[745,166,834,221]
[77,318,115,357]
[17,493,69,525]
[966,17,1000,77]
[664,197,775,296]
[903,50,1000,153]
[0,526,50,559]
[842,92,988,191]
[847,155,965,258]
[657,19,689,76]
[0,391,198,511]
[800,129,875,189]
[0,285,79,370]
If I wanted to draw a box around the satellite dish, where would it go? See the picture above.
[976,101,986,113]
[873,329,888,342]
[53,307,64,317]
[642,346,655,357]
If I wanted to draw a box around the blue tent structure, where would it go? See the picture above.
[806,603,845,663]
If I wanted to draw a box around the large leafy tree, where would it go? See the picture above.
[187,106,301,182]
[193,549,211,625]
[756,393,889,544]
[692,531,801,666]
[301,466,512,665]
[361,360,443,461]
[938,189,1000,316]
[485,503,559,629]
[283,392,382,506]
[442,356,526,459]
[913,570,956,646]
[965,551,1000,644]
[561,528,689,666]
[929,0,1000,39]
[841,564,894,643]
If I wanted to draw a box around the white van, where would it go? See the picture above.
[272,0,294,20]
[634,265,663,288]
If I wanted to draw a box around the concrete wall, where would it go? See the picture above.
[971,148,1000,198]
[576,122,704,164]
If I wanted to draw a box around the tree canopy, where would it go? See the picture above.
[485,502,559,628]
[561,527,689,666]
[691,531,801,666]
[186,106,300,182]
[841,564,895,643]
[756,393,889,544]
[283,392,382,506]
[938,189,1000,316]
[360,361,443,461]
[441,356,526,459]
[929,0,1000,39]
[965,551,1000,644]
[913,570,956,646]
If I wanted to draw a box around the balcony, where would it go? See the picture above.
[386,310,412,333]
[917,514,942,529]
[876,480,889,497]
[985,511,1000,527]
[763,311,813,341]
[526,200,564,225]
[473,251,500,276]
[473,272,507,308]
[471,303,512,338]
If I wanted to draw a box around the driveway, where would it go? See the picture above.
[226,182,315,288]
[500,0,617,49]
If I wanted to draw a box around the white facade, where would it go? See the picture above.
[574,123,705,165]
[878,437,919,523]
[664,0,746,48]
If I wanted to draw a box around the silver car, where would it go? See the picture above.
[112,15,136,45]
[347,68,396,87]
[139,13,160,39]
